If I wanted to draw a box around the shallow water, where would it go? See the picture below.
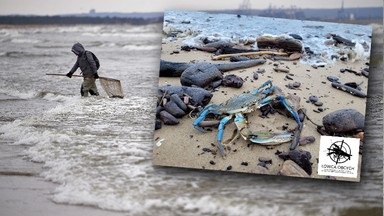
[0,23,382,216]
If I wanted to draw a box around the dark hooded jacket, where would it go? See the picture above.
[69,43,98,77]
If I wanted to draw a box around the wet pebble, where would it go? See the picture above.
[292,81,301,88]
[299,136,316,145]
[257,68,265,74]
[285,75,293,80]
[314,101,323,106]
[202,148,211,152]
[258,157,272,164]
[327,76,339,82]
[155,119,162,130]
[159,111,179,125]
[209,160,216,165]
[170,94,188,112]
[164,101,186,117]
[253,72,259,80]
[226,165,232,171]
[309,95,318,103]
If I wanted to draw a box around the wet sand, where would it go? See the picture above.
[153,38,368,181]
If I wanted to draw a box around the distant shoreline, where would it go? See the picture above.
[0,16,163,25]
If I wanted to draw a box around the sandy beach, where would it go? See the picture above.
[153,37,368,181]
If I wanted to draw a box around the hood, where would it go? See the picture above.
[71,42,85,56]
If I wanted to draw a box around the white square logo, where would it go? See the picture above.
[318,136,360,178]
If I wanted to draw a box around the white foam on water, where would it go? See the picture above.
[165,9,372,65]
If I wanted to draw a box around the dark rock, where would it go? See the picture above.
[253,72,259,80]
[159,111,179,125]
[226,165,232,170]
[156,106,164,117]
[158,86,213,107]
[202,148,211,152]
[289,34,303,40]
[292,81,301,88]
[155,118,162,130]
[285,75,293,80]
[314,101,323,106]
[180,62,223,88]
[258,157,272,164]
[299,136,316,145]
[327,76,339,82]
[322,109,365,134]
[309,95,318,103]
[241,162,249,166]
[289,150,312,175]
[340,68,346,73]
[210,160,216,165]
[230,56,250,62]
[222,74,244,88]
[170,93,188,112]
[163,101,186,118]
[257,35,303,52]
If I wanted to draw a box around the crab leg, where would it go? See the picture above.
[217,115,233,158]
[193,104,220,132]
[234,113,293,145]
[258,94,302,149]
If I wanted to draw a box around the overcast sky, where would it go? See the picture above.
[0,0,382,15]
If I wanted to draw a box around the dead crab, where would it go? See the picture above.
[193,80,303,158]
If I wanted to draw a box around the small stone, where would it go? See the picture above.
[155,119,162,130]
[172,50,180,54]
[159,111,179,125]
[209,160,216,165]
[292,81,301,88]
[299,136,316,145]
[340,68,346,73]
[314,101,323,106]
[309,95,318,103]
[253,72,259,80]
[241,162,249,166]
[202,148,211,152]
[279,160,310,177]
[327,76,339,82]
[257,68,265,74]
[318,107,324,112]
[258,157,272,164]
[285,75,293,80]
[226,165,232,171]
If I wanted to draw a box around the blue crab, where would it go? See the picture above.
[193,80,303,158]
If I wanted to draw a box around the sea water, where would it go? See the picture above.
[163,10,371,65]
[0,21,382,216]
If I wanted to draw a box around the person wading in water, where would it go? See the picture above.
[66,42,100,97]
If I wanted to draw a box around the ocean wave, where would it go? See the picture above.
[122,44,159,51]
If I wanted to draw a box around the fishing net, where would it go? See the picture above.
[99,77,124,98]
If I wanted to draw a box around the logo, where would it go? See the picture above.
[318,136,360,178]
[327,140,352,164]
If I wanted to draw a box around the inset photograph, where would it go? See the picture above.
[153,9,372,182]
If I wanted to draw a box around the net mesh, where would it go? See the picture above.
[99,77,124,98]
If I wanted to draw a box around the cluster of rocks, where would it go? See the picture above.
[156,86,212,129]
